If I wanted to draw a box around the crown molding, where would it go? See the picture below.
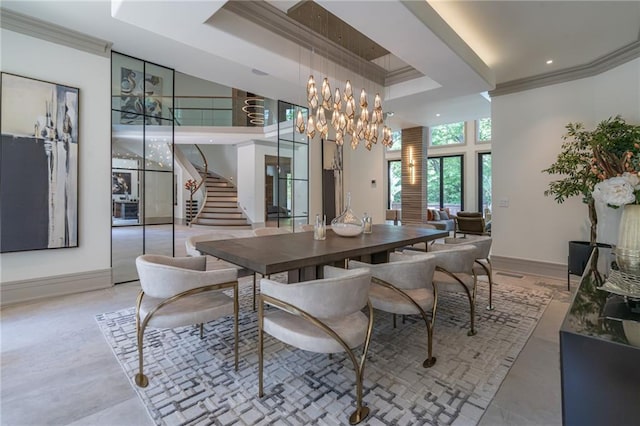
[0,8,112,57]
[490,39,640,97]
[385,66,424,86]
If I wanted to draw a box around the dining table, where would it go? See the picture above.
[196,224,448,282]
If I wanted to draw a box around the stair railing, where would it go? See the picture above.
[190,144,209,225]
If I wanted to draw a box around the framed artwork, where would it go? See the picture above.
[112,172,132,195]
[0,72,79,253]
[119,67,162,125]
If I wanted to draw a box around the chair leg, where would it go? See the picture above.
[486,259,494,311]
[199,323,204,339]
[234,283,239,371]
[393,313,397,328]
[468,275,478,336]
[258,296,264,398]
[134,291,149,387]
[252,273,257,312]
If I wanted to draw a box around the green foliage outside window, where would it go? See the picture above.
[389,161,402,208]
[427,156,462,208]
[430,122,465,146]
[387,130,402,151]
[477,118,491,142]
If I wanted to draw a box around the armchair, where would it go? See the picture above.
[454,212,489,237]
[348,252,439,368]
[134,254,239,387]
[258,266,373,425]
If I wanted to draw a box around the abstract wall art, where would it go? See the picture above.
[0,72,79,253]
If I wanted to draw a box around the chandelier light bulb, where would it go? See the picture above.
[343,80,353,102]
[295,110,305,134]
[307,115,316,139]
[331,109,340,130]
[359,89,368,108]
[321,78,332,110]
[334,88,342,111]
[345,97,356,119]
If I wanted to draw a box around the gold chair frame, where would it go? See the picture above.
[371,276,439,368]
[436,267,478,336]
[134,280,239,388]
[475,258,494,310]
[258,294,374,425]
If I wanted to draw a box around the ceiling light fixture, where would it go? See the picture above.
[436,113,441,117]
[297,76,393,149]
[546,59,553,65]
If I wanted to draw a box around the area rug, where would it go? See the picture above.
[96,277,553,425]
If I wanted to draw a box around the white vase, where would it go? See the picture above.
[617,204,640,250]
[616,204,640,274]
[595,199,623,246]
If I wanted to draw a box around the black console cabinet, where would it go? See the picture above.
[560,250,640,425]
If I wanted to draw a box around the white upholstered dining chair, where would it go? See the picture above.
[348,252,439,368]
[405,244,478,335]
[185,232,259,310]
[258,266,373,425]
[134,254,239,387]
[441,235,494,310]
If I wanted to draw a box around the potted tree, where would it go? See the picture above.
[543,116,640,285]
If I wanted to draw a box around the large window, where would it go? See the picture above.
[386,130,402,151]
[478,152,492,214]
[427,154,464,214]
[476,117,491,143]
[430,121,465,146]
[388,160,401,210]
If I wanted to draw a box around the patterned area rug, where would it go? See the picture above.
[96,276,553,426]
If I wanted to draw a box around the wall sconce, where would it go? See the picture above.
[409,147,416,185]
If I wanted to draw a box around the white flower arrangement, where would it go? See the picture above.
[592,172,640,207]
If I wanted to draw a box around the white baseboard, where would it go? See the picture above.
[491,255,567,280]
[1,269,112,307]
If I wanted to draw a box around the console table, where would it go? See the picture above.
[560,249,640,425]
[113,201,138,219]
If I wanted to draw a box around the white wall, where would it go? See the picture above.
[198,144,238,182]
[1,29,111,282]
[492,58,640,266]
[343,141,387,223]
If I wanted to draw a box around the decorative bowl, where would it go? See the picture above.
[615,247,640,275]
[332,223,363,237]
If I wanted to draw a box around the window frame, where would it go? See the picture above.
[475,117,492,144]
[477,151,492,213]
[387,159,402,210]
[428,121,467,148]
[426,153,465,213]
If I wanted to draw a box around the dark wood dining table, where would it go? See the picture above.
[196,224,448,282]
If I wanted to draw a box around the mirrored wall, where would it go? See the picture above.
[111,52,175,284]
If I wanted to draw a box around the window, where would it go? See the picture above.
[430,121,465,146]
[427,154,464,215]
[387,160,401,210]
[478,152,492,214]
[386,130,402,151]
[476,117,491,143]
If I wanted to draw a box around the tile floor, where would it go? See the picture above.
[1,226,574,425]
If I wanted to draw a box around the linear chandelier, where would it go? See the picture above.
[295,76,393,150]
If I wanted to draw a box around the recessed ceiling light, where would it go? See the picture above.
[436,113,441,117]
[546,59,553,65]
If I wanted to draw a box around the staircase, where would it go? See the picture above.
[192,175,251,228]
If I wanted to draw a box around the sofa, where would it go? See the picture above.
[426,208,455,231]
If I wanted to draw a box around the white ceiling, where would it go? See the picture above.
[3,1,639,133]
